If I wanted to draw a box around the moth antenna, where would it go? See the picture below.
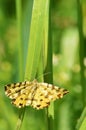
[36,72,52,81]
[24,72,51,81]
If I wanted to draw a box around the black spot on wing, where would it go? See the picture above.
[63,89,69,95]
[40,99,43,101]
[20,97,23,100]
[19,103,23,107]
[5,86,7,91]
[36,104,41,107]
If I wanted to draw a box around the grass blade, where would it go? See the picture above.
[15,108,26,130]
[16,0,23,81]
[25,0,46,80]
[43,0,54,130]
[77,0,86,105]
[15,0,25,129]
[15,0,33,129]
[76,107,86,130]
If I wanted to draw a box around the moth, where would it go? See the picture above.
[5,80,69,110]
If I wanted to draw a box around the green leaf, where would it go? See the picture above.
[25,0,47,80]
[76,107,86,130]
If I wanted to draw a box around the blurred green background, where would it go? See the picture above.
[0,0,86,130]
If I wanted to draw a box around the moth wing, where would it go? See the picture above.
[31,83,69,109]
[5,81,32,99]
[5,81,36,108]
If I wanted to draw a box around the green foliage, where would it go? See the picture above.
[76,107,86,130]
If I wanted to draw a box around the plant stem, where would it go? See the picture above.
[15,108,26,130]
[15,0,24,129]
[44,0,54,130]
[77,0,86,105]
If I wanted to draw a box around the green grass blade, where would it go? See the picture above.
[79,118,86,130]
[43,0,54,130]
[22,0,33,65]
[44,0,53,83]
[25,0,46,80]
[15,108,26,130]
[77,0,86,105]
[15,0,33,130]
[15,0,25,129]
[47,103,54,130]
[16,0,23,81]
[76,107,86,130]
